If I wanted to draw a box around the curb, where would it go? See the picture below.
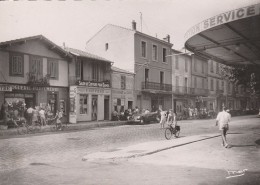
[82,134,221,161]
[0,121,128,137]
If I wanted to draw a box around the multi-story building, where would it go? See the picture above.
[66,47,112,123]
[207,60,226,112]
[85,21,173,112]
[191,55,208,110]
[111,66,135,113]
[171,49,192,114]
[0,35,71,122]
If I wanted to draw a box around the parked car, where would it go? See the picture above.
[128,111,160,124]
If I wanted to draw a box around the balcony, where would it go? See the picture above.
[172,86,192,95]
[27,72,50,86]
[142,81,172,92]
[190,88,209,96]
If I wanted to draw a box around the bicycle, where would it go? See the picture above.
[165,124,180,140]
[46,116,67,131]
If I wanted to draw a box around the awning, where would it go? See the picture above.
[185,3,260,66]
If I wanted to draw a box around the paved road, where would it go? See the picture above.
[0,115,259,184]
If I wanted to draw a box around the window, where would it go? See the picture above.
[216,63,219,74]
[211,79,214,91]
[30,55,43,75]
[185,59,188,72]
[175,56,179,69]
[152,44,157,61]
[47,59,59,79]
[145,68,149,82]
[222,81,224,90]
[79,94,88,114]
[92,63,100,81]
[160,71,164,84]
[105,43,109,51]
[9,52,24,76]
[141,41,146,58]
[176,76,179,86]
[121,75,126,90]
[210,60,214,72]
[76,59,81,78]
[194,77,197,88]
[194,59,197,72]
[216,80,219,90]
[162,48,167,62]
[202,63,204,73]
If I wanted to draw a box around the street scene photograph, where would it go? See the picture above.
[0,0,260,184]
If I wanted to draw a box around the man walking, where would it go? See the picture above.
[216,107,231,148]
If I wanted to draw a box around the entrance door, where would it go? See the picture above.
[104,96,109,120]
[128,101,133,110]
[92,95,98,121]
[48,93,58,116]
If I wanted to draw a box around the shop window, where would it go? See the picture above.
[152,44,157,61]
[47,59,59,79]
[9,52,24,76]
[121,75,126,90]
[29,55,43,75]
[79,94,88,114]
[141,41,146,58]
[162,48,167,62]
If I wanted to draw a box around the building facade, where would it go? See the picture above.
[111,66,135,113]
[85,21,173,112]
[66,47,112,123]
[0,35,71,122]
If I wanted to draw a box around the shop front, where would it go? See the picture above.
[0,83,69,123]
[112,89,134,113]
[69,85,111,124]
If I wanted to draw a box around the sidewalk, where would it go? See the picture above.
[82,133,221,161]
[0,120,128,137]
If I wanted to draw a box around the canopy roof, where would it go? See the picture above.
[185,4,260,66]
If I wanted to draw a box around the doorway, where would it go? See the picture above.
[104,96,109,120]
[92,95,98,121]
[48,93,58,116]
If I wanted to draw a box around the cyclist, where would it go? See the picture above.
[167,109,177,127]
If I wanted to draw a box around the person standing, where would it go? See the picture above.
[39,108,46,126]
[216,107,231,148]
[159,109,167,129]
[26,105,34,125]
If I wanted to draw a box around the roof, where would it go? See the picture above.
[0,35,72,59]
[86,24,173,47]
[111,66,135,75]
[65,47,113,63]
[184,3,260,66]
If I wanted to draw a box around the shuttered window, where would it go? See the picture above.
[9,52,24,76]
[121,75,126,90]
[29,55,43,75]
[47,59,59,79]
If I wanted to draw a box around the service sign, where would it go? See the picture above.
[77,80,110,88]
[185,4,260,40]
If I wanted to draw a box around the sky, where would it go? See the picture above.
[0,0,260,51]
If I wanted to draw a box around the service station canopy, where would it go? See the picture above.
[184,4,260,66]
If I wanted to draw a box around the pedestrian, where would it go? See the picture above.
[26,104,34,125]
[216,107,231,148]
[55,109,63,130]
[0,100,9,125]
[159,109,167,129]
[39,108,46,126]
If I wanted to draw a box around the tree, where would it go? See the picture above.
[220,64,260,98]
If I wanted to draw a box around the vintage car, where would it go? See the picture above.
[128,111,160,124]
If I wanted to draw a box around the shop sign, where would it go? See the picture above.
[185,4,260,40]
[0,85,12,91]
[77,80,110,88]
[77,87,111,95]
[0,84,58,91]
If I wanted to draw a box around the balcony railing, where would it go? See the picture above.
[142,81,172,92]
[172,86,192,95]
[27,72,50,86]
[190,88,209,96]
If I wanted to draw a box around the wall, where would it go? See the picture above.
[85,24,135,73]
[0,40,69,87]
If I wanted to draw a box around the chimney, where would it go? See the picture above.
[63,42,66,49]
[163,34,170,43]
[132,20,137,30]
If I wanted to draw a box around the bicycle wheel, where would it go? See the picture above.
[165,128,173,140]
[174,126,180,138]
